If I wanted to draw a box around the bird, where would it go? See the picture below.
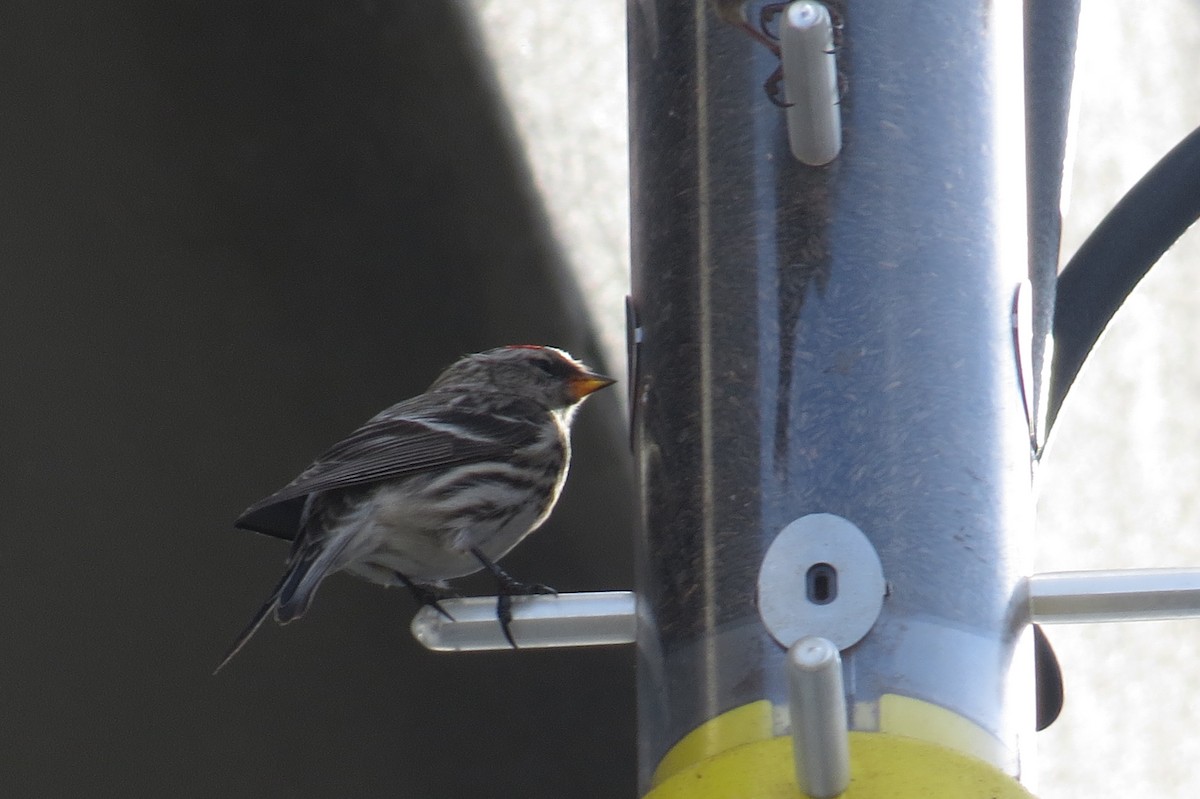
[216,345,615,672]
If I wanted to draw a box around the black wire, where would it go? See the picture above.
[1025,0,1080,441]
[1047,124,1200,434]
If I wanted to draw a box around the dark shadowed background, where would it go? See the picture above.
[0,2,635,796]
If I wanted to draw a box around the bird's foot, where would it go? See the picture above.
[393,571,458,621]
[470,547,556,648]
[764,65,792,108]
[759,3,788,40]
[495,582,557,649]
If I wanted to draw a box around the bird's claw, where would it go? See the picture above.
[511,581,557,597]
[394,571,458,621]
[495,577,557,648]
[764,66,792,108]
[428,596,456,622]
[759,3,788,40]
[749,3,842,108]
[470,546,557,648]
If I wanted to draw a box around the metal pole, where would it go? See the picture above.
[788,637,851,798]
[628,0,1037,793]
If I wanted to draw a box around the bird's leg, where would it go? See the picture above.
[764,66,791,108]
[470,547,556,648]
[759,3,788,39]
[732,18,780,56]
[392,571,457,621]
[716,4,791,107]
[754,3,793,107]
[714,0,778,52]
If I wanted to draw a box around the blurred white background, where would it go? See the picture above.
[465,0,1200,794]
[1035,1,1200,795]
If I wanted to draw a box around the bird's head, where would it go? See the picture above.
[429,345,616,411]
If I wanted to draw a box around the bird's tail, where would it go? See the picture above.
[214,534,351,674]
[213,570,288,674]
[276,533,351,622]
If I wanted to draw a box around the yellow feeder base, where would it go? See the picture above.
[644,732,1035,799]
[647,697,1033,799]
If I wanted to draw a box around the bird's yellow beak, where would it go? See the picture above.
[569,372,617,400]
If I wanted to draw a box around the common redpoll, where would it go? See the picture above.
[217,345,615,671]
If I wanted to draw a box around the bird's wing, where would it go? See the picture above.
[236,404,543,539]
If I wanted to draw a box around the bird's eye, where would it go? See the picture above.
[534,357,575,378]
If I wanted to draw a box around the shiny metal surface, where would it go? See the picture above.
[788,637,851,798]
[411,591,637,651]
[780,1,841,165]
[1030,569,1200,624]
[757,513,885,651]
[629,0,1036,788]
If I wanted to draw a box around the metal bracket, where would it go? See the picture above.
[758,513,887,651]
[1029,568,1200,624]
[409,569,1200,650]
[779,1,842,165]
[788,636,851,798]
[411,591,636,651]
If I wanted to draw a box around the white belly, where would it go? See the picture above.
[337,477,555,585]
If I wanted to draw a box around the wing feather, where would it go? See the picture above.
[236,402,544,540]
